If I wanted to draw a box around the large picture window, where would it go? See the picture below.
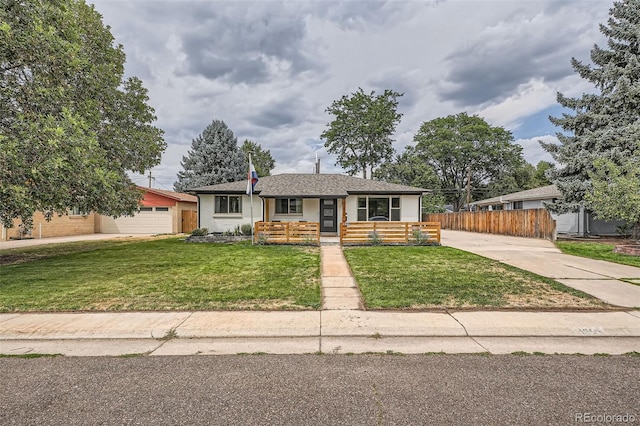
[357,196,401,221]
[275,198,302,214]
[215,195,242,214]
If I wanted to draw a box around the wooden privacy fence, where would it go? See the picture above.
[424,208,556,241]
[181,210,198,233]
[340,222,441,245]
[254,221,320,244]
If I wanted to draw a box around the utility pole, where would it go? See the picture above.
[147,170,153,188]
[466,165,472,210]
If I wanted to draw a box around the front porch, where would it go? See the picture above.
[253,221,442,245]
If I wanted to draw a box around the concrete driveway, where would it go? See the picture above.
[441,230,640,308]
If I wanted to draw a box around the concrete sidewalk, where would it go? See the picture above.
[441,230,640,308]
[1,310,639,356]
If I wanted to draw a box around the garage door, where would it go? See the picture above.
[101,207,173,234]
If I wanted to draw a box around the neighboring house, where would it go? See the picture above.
[99,187,197,234]
[1,187,198,240]
[190,174,429,235]
[1,209,99,241]
[471,184,626,236]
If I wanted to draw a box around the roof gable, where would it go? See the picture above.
[472,185,561,206]
[138,186,198,203]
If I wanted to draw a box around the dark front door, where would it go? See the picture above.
[320,199,338,233]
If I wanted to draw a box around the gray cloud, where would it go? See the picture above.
[176,3,316,84]
[437,2,607,107]
[91,0,611,189]
[313,0,418,30]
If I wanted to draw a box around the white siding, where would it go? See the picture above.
[400,195,421,221]
[198,194,262,233]
[522,199,546,209]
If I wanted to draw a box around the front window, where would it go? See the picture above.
[70,207,87,216]
[215,195,242,214]
[368,197,389,220]
[275,198,303,214]
[357,196,401,221]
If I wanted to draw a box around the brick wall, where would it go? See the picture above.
[2,211,97,240]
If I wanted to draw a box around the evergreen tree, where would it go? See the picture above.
[541,0,640,215]
[174,119,244,192]
[241,139,275,177]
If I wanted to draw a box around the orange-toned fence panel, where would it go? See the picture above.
[340,222,441,245]
[181,210,198,233]
[254,222,320,245]
[424,209,556,241]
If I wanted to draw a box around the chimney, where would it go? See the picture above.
[315,153,320,174]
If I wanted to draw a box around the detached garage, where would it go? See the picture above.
[100,187,198,234]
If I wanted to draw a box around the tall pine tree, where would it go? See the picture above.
[174,119,245,192]
[542,0,640,216]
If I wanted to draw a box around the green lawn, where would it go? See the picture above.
[343,246,608,309]
[556,241,640,268]
[0,238,321,312]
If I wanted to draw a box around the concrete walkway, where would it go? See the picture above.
[441,230,640,308]
[320,245,363,310]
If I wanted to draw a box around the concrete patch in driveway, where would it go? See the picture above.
[556,279,640,308]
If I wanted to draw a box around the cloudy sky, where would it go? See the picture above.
[90,0,610,191]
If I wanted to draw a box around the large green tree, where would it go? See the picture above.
[0,0,165,229]
[241,139,275,177]
[173,119,244,192]
[412,113,523,211]
[541,0,640,218]
[373,148,446,213]
[321,88,402,179]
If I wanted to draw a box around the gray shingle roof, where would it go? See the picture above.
[189,174,429,197]
[472,184,562,206]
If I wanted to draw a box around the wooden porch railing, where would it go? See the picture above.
[340,222,441,245]
[254,221,320,245]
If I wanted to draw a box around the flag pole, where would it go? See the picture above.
[249,153,254,245]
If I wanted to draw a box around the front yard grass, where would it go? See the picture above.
[0,238,320,312]
[343,246,609,309]
[556,241,640,268]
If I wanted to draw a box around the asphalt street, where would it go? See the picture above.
[1,354,638,425]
